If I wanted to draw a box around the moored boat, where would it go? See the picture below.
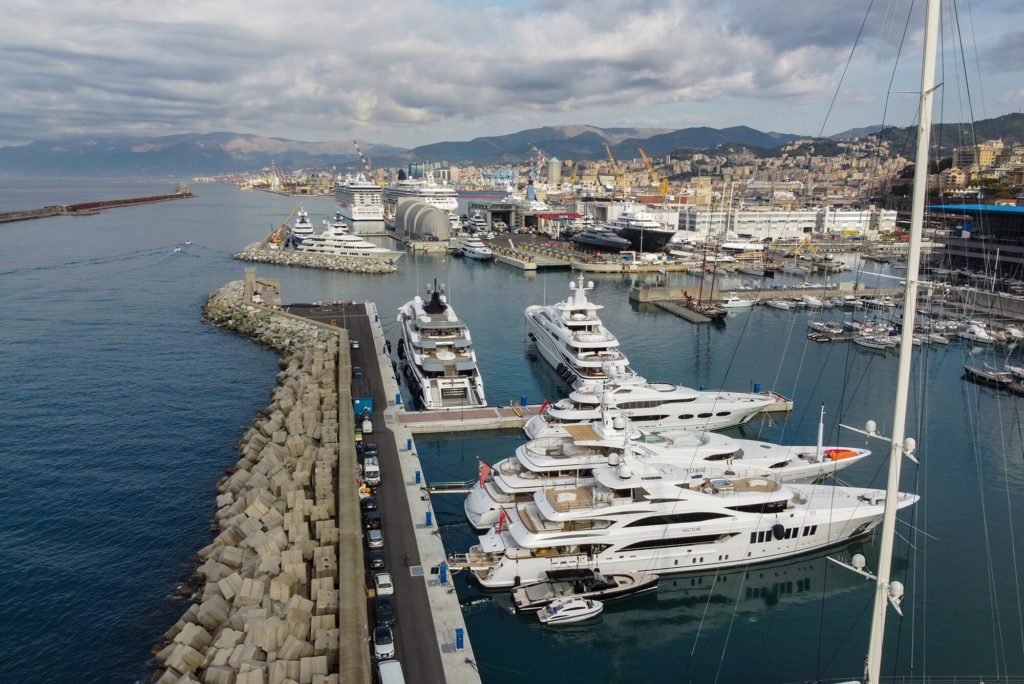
[512,569,658,612]
[536,596,603,625]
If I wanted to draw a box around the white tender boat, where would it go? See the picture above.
[765,299,792,310]
[536,596,603,625]
[395,282,486,410]
[458,236,493,260]
[958,322,995,344]
[723,296,754,309]
[466,406,871,530]
[523,380,776,439]
[511,568,658,612]
[526,275,640,388]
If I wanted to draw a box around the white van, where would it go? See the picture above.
[364,456,381,486]
[377,660,405,684]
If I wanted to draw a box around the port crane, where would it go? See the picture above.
[353,139,373,175]
[638,147,669,195]
[529,144,546,180]
[603,143,629,196]
[268,205,301,247]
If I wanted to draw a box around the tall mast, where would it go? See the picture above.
[864,1,939,682]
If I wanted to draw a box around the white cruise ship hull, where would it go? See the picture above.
[338,204,385,222]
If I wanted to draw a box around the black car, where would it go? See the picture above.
[374,595,395,626]
[363,510,382,530]
[363,442,378,458]
[361,496,378,513]
[353,366,364,378]
[369,548,385,570]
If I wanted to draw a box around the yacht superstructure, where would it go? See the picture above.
[458,453,915,589]
[458,236,493,260]
[604,207,676,252]
[526,276,639,388]
[466,406,871,530]
[396,283,487,410]
[335,174,384,221]
[290,207,315,246]
[295,222,402,261]
[524,381,776,439]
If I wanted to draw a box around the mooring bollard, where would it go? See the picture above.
[455,627,464,650]
[425,510,433,528]
[406,437,413,451]
[415,470,421,484]
[440,562,448,585]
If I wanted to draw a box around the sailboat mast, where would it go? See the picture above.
[865,1,939,682]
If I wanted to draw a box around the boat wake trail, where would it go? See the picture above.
[0,246,181,278]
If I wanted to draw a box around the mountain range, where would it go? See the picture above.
[1,114,1021,177]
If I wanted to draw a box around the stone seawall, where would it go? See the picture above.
[235,243,398,274]
[150,281,347,683]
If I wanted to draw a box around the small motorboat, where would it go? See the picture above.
[512,569,658,612]
[765,299,792,311]
[537,596,603,625]
[722,296,754,309]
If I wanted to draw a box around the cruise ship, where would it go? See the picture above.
[526,276,639,387]
[395,282,487,410]
[289,207,315,246]
[466,406,871,530]
[523,380,778,439]
[604,206,677,252]
[456,451,915,589]
[382,176,460,229]
[295,222,402,261]
[335,174,384,221]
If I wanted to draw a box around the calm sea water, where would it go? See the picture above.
[0,180,1021,682]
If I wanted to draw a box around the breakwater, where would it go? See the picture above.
[235,242,398,274]
[149,281,363,683]
[0,191,194,223]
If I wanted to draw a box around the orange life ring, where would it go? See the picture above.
[824,448,858,460]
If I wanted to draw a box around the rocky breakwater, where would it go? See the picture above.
[235,243,397,274]
[151,282,344,683]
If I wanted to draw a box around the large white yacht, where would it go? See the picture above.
[458,235,493,260]
[526,276,639,388]
[465,406,870,530]
[456,451,916,589]
[396,282,487,410]
[467,212,489,234]
[523,380,778,439]
[335,174,384,221]
[295,222,402,261]
[290,207,315,246]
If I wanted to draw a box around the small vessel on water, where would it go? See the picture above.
[290,207,315,246]
[525,275,639,388]
[395,281,487,410]
[512,569,658,612]
[962,363,1012,388]
[536,596,603,625]
[458,235,493,260]
[722,295,754,309]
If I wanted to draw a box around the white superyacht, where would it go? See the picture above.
[466,405,870,530]
[456,451,916,589]
[396,282,487,410]
[295,221,402,262]
[523,380,778,439]
[526,275,639,387]
[458,235,493,260]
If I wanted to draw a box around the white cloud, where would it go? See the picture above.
[0,0,1020,147]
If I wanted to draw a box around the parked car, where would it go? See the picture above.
[368,548,386,570]
[374,595,395,626]
[367,528,384,549]
[351,339,360,349]
[373,625,395,660]
[361,496,378,513]
[353,366,364,378]
[363,510,382,530]
[374,572,394,596]
[362,418,373,434]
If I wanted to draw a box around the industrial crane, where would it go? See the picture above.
[638,147,669,195]
[567,161,578,185]
[603,143,629,196]
[268,205,301,246]
[353,139,372,175]
[529,144,546,179]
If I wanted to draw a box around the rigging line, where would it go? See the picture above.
[993,369,1024,666]
[812,0,875,141]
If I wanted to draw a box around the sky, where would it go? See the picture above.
[1,0,1022,149]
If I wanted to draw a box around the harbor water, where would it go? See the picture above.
[1,180,1022,682]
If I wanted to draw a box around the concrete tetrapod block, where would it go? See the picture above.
[283,595,314,622]
[312,628,338,659]
[309,577,331,602]
[309,615,335,633]
[234,669,266,684]
[172,622,213,651]
[202,665,237,684]
[277,633,314,660]
[236,577,267,608]
[217,571,243,602]
[220,546,244,570]
[267,660,301,684]
[197,595,231,631]
[268,572,300,603]
[314,589,337,616]
[213,628,246,650]
[163,643,205,675]
[298,655,328,684]
[251,616,285,652]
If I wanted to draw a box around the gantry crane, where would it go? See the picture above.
[603,143,629,196]
[638,147,669,195]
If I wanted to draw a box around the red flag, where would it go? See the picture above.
[539,398,550,414]
[496,508,509,532]
[478,459,492,486]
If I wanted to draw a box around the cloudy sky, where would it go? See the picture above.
[1,0,1022,148]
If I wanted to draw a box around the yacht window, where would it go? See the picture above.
[619,533,737,551]
[678,414,695,420]
[704,451,738,462]
[726,500,787,514]
[715,411,731,417]
[697,412,713,418]
[624,512,730,527]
